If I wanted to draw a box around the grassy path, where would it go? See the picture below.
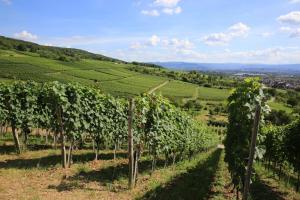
[148,80,170,94]
[208,150,233,200]
[137,149,222,200]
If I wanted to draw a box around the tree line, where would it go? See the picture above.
[129,66,237,89]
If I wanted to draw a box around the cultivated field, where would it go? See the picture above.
[0,49,231,102]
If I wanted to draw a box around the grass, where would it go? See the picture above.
[155,80,229,105]
[155,80,199,99]
[0,49,234,103]
[2,134,299,200]
[267,101,293,113]
[98,74,168,97]
[250,162,300,200]
[1,50,202,99]
[0,138,222,200]
[198,87,230,101]
[207,150,233,200]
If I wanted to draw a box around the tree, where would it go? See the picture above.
[287,97,298,107]
[264,88,277,97]
[17,44,27,51]
[58,55,70,62]
[265,110,291,125]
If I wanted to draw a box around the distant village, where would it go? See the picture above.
[233,73,300,90]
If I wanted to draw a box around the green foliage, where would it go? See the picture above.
[264,88,277,97]
[261,120,300,191]
[17,44,27,51]
[131,61,163,69]
[224,78,268,189]
[184,99,203,110]
[0,81,218,167]
[284,120,300,179]
[0,49,172,98]
[287,97,298,107]
[0,81,38,130]
[262,125,286,166]
[133,94,218,160]
[129,66,237,88]
[265,110,292,125]
[0,36,124,63]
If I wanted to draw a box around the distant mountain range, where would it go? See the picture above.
[152,62,300,74]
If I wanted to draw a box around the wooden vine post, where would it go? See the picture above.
[128,98,135,189]
[243,104,261,200]
[57,107,67,169]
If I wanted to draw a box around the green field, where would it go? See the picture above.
[155,80,199,99]
[155,80,230,102]
[0,49,166,97]
[0,49,231,101]
[267,101,293,113]
[198,86,230,101]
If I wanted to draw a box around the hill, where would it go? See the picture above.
[0,36,163,68]
[1,36,293,118]
[0,36,219,102]
[153,62,300,74]
[0,36,124,63]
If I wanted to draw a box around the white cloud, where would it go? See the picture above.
[130,42,144,49]
[154,0,181,7]
[280,26,292,32]
[115,46,300,64]
[280,26,300,37]
[228,22,250,37]
[260,32,273,37]
[176,49,207,60]
[278,12,300,38]
[42,35,146,48]
[220,47,300,64]
[202,33,230,46]
[162,6,182,15]
[163,38,194,49]
[289,0,300,3]
[148,36,194,49]
[202,22,250,46]
[14,31,38,41]
[1,0,11,5]
[141,9,160,16]
[290,28,300,37]
[277,11,300,25]
[130,35,194,51]
[141,0,183,16]
[162,8,173,15]
[148,35,161,46]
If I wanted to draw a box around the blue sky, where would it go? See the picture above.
[1,0,300,63]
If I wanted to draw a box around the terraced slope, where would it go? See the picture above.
[0,50,169,97]
[0,49,231,101]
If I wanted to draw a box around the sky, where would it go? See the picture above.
[1,0,300,64]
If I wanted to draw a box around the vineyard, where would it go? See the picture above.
[0,80,223,199]
[262,122,300,192]
[223,78,300,200]
[0,78,299,200]
[0,36,299,200]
